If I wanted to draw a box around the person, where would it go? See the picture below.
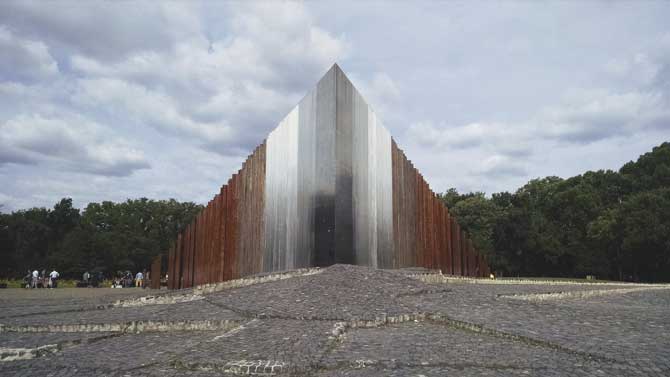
[31,269,39,288]
[49,270,59,288]
[83,271,90,285]
[23,270,31,288]
[135,271,144,287]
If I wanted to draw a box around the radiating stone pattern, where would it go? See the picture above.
[166,64,489,287]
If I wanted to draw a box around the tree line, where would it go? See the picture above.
[441,142,670,282]
[0,198,202,279]
[1,142,668,282]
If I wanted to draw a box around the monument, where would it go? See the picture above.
[162,64,490,289]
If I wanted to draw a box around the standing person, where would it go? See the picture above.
[31,269,39,288]
[41,269,47,288]
[49,270,59,288]
[135,271,144,287]
[23,270,31,288]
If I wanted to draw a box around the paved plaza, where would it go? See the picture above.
[1,264,669,376]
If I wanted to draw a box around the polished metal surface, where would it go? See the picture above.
[263,65,394,272]
[166,64,491,289]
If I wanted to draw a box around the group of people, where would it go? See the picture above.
[111,270,149,288]
[24,269,59,288]
[22,269,150,289]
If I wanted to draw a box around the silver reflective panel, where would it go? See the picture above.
[263,64,393,272]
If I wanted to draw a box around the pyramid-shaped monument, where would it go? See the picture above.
[161,64,489,289]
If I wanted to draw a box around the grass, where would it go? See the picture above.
[0,279,144,289]
[1,279,84,288]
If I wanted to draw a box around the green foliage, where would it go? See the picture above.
[0,198,201,279]
[440,141,670,282]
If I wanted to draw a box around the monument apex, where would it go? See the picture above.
[162,64,489,289]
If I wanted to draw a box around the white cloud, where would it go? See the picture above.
[0,1,202,60]
[0,26,58,82]
[71,78,234,144]
[64,2,349,153]
[404,121,532,156]
[538,89,670,142]
[1,1,669,210]
[475,155,527,178]
[349,72,402,122]
[0,114,149,176]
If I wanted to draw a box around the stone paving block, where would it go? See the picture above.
[207,264,439,321]
[174,319,336,374]
[0,332,111,349]
[1,300,242,327]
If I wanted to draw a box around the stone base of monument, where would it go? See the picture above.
[1,264,668,376]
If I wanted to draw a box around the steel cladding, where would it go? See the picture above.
[166,64,490,288]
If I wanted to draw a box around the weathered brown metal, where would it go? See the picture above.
[150,254,161,289]
[167,245,174,290]
[464,231,469,276]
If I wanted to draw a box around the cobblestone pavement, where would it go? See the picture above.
[1,265,669,376]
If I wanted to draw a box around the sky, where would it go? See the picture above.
[1,1,669,212]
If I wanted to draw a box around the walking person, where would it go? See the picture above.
[49,270,59,289]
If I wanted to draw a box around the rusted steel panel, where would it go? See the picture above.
[204,202,210,284]
[176,232,184,289]
[167,246,174,290]
[392,141,421,270]
[451,219,461,275]
[192,212,200,286]
[201,203,209,285]
[210,197,217,283]
[185,219,192,288]
[212,193,221,284]
[437,204,445,273]
[391,141,400,268]
[416,173,424,268]
[468,238,478,277]
[222,185,229,281]
[185,222,193,288]
[257,143,267,274]
[207,198,215,284]
[181,225,188,289]
[150,254,161,289]
[425,189,434,269]
[437,197,443,271]
[423,180,430,269]
[225,174,238,281]
[433,197,441,271]
[463,236,470,277]
[204,201,210,284]
[426,182,433,269]
[468,240,476,277]
[461,229,468,276]
[198,207,205,285]
[446,207,452,274]
[236,144,265,279]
